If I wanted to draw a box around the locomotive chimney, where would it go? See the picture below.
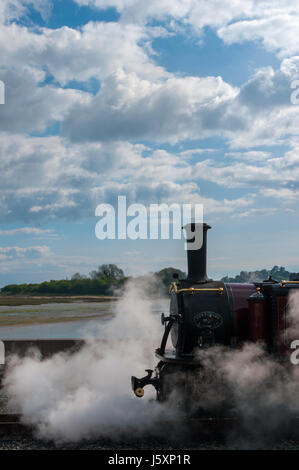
[184,223,212,284]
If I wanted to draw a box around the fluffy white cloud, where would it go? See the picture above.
[61,63,299,148]
[0,67,89,133]
[76,0,299,58]
[0,0,297,228]
[0,245,51,260]
[0,21,167,85]
[193,143,299,190]
[218,11,299,58]
[1,123,298,224]
[62,69,238,143]
[0,2,298,148]
[0,132,256,222]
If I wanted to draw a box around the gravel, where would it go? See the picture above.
[1,386,299,449]
[0,432,299,450]
[1,438,299,450]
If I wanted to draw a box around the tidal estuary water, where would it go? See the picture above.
[0,299,168,339]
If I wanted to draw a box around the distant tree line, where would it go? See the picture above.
[0,265,186,296]
[1,264,297,296]
[0,264,128,296]
[220,266,295,283]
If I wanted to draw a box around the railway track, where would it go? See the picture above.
[0,414,30,437]
[1,412,299,443]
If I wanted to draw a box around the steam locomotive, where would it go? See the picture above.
[131,223,299,404]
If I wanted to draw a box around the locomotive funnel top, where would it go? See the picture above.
[184,222,212,284]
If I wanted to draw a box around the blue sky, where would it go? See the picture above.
[1,0,299,286]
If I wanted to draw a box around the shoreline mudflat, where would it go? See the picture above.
[0,295,117,306]
[0,312,112,328]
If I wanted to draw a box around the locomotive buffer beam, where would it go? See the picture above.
[131,369,159,398]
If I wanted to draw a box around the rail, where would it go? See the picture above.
[0,414,28,436]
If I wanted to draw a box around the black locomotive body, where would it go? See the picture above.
[131,223,299,403]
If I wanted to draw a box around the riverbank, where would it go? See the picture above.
[0,295,117,307]
[0,300,114,330]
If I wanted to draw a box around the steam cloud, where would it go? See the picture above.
[3,280,175,442]
[3,287,299,445]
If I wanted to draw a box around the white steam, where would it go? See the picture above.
[3,280,172,442]
[4,287,299,444]
[285,290,299,339]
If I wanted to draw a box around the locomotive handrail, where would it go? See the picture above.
[281,280,299,287]
[169,283,223,295]
[178,287,224,295]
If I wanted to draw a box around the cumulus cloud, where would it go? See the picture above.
[217,9,299,58]
[0,67,89,134]
[60,63,299,148]
[211,63,299,148]
[0,0,298,228]
[0,21,167,85]
[0,2,298,149]
[76,0,299,58]
[0,245,51,260]
[0,132,256,223]
[2,123,299,224]
[62,69,237,143]
[0,126,297,224]
[192,142,299,198]
[0,17,168,135]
